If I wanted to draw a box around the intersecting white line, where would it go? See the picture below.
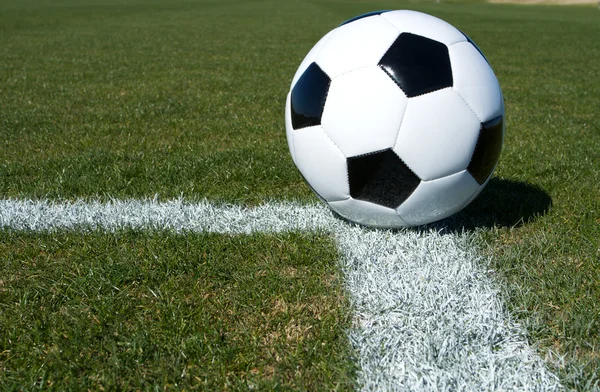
[0,198,562,391]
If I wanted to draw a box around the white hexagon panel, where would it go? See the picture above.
[315,14,400,79]
[396,170,480,226]
[321,66,408,158]
[380,10,467,46]
[450,41,503,123]
[393,87,481,181]
[329,198,408,228]
[291,125,350,202]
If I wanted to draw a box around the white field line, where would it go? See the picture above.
[0,199,562,391]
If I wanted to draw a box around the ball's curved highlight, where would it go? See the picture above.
[285,10,505,228]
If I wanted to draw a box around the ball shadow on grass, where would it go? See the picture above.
[327,177,552,232]
[431,177,553,233]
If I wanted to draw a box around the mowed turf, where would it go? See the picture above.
[0,230,354,389]
[0,0,332,203]
[0,0,599,389]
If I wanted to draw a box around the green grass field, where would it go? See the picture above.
[0,230,353,389]
[1,0,599,389]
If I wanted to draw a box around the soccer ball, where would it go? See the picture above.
[285,10,505,228]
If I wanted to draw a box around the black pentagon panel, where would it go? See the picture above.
[347,149,420,209]
[339,10,390,26]
[291,62,331,130]
[378,33,453,98]
[468,116,504,184]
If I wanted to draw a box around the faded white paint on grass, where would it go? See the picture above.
[0,199,562,391]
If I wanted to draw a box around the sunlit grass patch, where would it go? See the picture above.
[0,230,354,389]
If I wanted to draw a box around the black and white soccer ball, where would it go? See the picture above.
[285,10,505,228]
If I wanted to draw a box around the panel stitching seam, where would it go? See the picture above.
[448,38,469,48]
[318,124,351,197]
[453,87,483,123]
